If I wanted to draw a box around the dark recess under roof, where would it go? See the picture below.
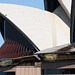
[70,0,75,43]
[44,0,59,12]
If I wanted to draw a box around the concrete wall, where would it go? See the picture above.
[4,66,41,75]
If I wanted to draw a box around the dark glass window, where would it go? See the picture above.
[4,19,36,51]
[0,72,15,75]
[42,68,75,74]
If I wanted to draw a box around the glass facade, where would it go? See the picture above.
[42,68,75,74]
[0,15,39,52]
[4,20,35,50]
[0,16,37,66]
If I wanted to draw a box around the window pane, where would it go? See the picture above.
[42,68,75,74]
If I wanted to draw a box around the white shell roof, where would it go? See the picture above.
[58,0,72,18]
[0,3,70,51]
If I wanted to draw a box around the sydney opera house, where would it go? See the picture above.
[0,0,75,75]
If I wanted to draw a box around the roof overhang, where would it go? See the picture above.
[34,43,75,61]
[35,43,75,55]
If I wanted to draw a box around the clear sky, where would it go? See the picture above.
[0,0,44,47]
[0,33,4,48]
[0,0,44,9]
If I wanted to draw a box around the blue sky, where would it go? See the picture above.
[0,33,4,48]
[0,0,44,47]
[0,0,44,9]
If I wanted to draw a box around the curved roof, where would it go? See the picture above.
[0,3,70,51]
